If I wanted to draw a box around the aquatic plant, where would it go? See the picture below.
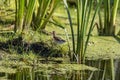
[96,0,119,36]
[15,0,60,35]
[63,0,103,63]
[32,0,60,31]
[15,0,36,34]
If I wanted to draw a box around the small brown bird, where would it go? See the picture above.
[52,31,66,44]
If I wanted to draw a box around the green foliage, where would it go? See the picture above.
[96,0,119,36]
[15,0,25,34]
[63,0,102,63]
[32,0,60,31]
[15,0,37,34]
[24,0,36,30]
[15,0,60,35]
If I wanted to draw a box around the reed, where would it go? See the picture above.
[96,0,119,36]
[15,0,36,35]
[24,0,36,31]
[15,0,25,34]
[32,0,60,31]
[110,58,115,80]
[63,0,103,63]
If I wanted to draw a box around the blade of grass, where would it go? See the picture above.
[15,0,25,34]
[63,0,75,61]
[83,0,103,58]
[24,0,36,30]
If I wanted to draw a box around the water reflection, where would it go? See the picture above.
[0,59,120,80]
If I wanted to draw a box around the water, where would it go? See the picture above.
[0,59,120,80]
[86,59,120,80]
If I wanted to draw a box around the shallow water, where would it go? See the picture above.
[0,59,120,80]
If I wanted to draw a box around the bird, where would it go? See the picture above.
[52,31,66,44]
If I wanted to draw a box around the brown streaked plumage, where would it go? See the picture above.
[52,31,66,44]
